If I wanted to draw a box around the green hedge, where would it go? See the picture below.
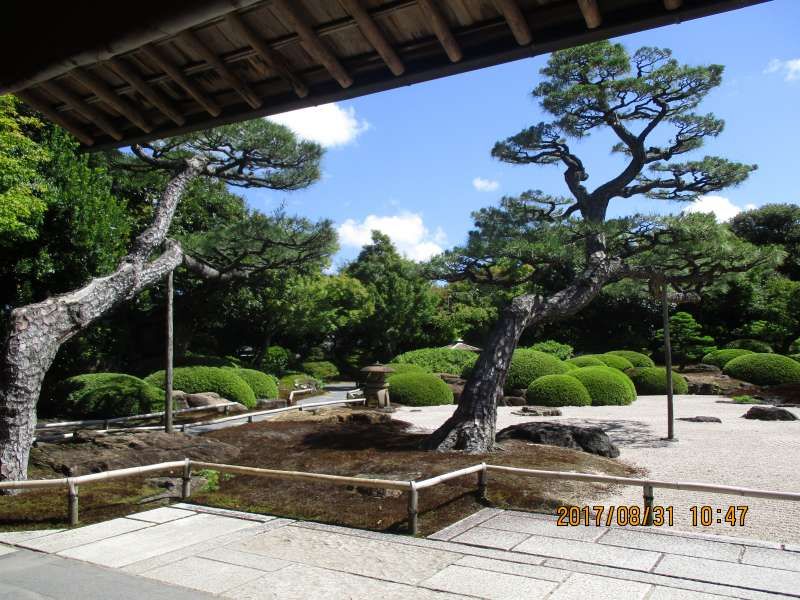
[725,339,773,353]
[51,373,164,419]
[723,353,800,386]
[627,367,689,395]
[527,340,574,361]
[388,372,454,406]
[386,363,428,375]
[568,366,637,406]
[145,366,256,408]
[526,374,591,407]
[606,350,655,368]
[223,368,278,399]
[594,354,634,371]
[701,348,754,368]
[505,349,570,392]
[567,355,606,368]
[301,361,340,381]
[391,347,478,377]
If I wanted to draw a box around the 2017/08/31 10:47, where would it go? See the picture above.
[556,505,750,527]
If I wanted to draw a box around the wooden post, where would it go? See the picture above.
[643,484,654,526]
[662,284,675,441]
[477,463,488,501]
[181,458,192,500]
[165,270,174,434]
[67,479,79,526]
[407,482,419,535]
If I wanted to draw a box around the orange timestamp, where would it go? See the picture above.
[556,505,750,527]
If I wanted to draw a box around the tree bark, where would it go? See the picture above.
[0,159,203,487]
[424,257,621,452]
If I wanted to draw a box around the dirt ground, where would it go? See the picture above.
[1,408,637,535]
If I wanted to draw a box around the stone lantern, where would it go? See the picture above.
[360,363,394,409]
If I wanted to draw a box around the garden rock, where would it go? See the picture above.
[677,416,722,423]
[742,406,798,421]
[511,406,563,417]
[688,382,722,395]
[499,396,526,407]
[682,364,722,374]
[184,392,225,407]
[496,422,619,457]
[256,398,287,410]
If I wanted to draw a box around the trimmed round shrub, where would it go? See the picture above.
[386,363,428,375]
[725,339,773,353]
[790,354,800,364]
[562,361,579,371]
[301,361,340,381]
[145,366,256,408]
[527,340,574,361]
[723,353,800,386]
[627,368,689,395]
[261,345,293,374]
[567,366,637,406]
[505,349,570,392]
[567,355,606,368]
[606,350,655,368]
[278,372,322,391]
[388,372,454,406]
[526,374,591,407]
[789,338,800,355]
[50,373,164,419]
[594,354,634,371]
[392,347,477,377]
[223,368,278,400]
[701,348,754,368]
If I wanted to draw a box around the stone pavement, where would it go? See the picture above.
[3,504,800,599]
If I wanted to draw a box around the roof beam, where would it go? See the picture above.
[106,57,186,126]
[71,67,153,133]
[272,0,353,88]
[338,0,405,76]
[177,29,262,109]
[664,0,683,9]
[417,0,462,63]
[225,12,309,98]
[40,80,123,140]
[16,90,95,146]
[493,0,533,45]
[140,44,222,117]
[577,0,602,29]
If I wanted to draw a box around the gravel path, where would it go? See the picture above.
[393,396,800,544]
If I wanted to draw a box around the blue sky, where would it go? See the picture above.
[243,0,800,268]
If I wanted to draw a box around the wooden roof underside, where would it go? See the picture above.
[3,0,769,150]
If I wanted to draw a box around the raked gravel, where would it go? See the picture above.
[393,395,800,544]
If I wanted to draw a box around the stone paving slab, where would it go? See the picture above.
[426,507,502,541]
[172,502,278,523]
[513,533,662,570]
[419,563,558,599]
[598,527,744,561]
[198,545,292,572]
[648,587,734,599]
[0,528,65,545]
[450,526,531,550]
[126,506,195,523]
[0,544,16,557]
[741,545,800,571]
[456,554,570,582]
[19,517,152,553]
[480,511,607,541]
[548,573,651,600]
[142,556,266,594]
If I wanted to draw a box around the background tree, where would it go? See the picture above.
[655,311,715,369]
[425,41,762,452]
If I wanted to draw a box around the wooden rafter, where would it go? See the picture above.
[225,12,309,99]
[338,0,405,76]
[577,0,602,29]
[40,80,123,141]
[177,29,262,109]
[16,89,95,146]
[417,0,462,63]
[140,44,222,117]
[71,68,152,133]
[272,0,354,88]
[664,0,683,9]
[106,57,186,126]
[494,0,533,46]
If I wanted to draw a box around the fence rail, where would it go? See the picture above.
[3,460,799,534]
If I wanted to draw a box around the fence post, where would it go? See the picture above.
[181,458,192,500]
[477,463,488,501]
[643,484,654,526]
[407,481,419,536]
[67,479,79,526]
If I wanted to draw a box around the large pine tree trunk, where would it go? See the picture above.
[425,258,620,452]
[0,161,202,487]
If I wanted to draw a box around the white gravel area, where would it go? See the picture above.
[394,396,800,544]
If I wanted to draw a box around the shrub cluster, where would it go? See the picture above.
[606,350,655,368]
[386,363,428,375]
[301,361,340,381]
[505,349,570,392]
[725,339,772,353]
[567,355,606,368]
[701,348,754,368]
[593,354,634,371]
[51,373,164,419]
[145,366,256,408]
[627,367,689,395]
[527,340,574,361]
[391,347,477,377]
[278,372,323,391]
[223,368,278,399]
[723,353,800,386]
[525,374,591,407]
[175,354,240,368]
[388,372,454,406]
[567,366,636,406]
[261,345,293,374]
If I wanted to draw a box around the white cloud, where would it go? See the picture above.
[268,103,369,147]
[745,203,757,211]
[337,212,446,261]
[764,58,800,82]
[472,177,500,192]
[682,195,745,222]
